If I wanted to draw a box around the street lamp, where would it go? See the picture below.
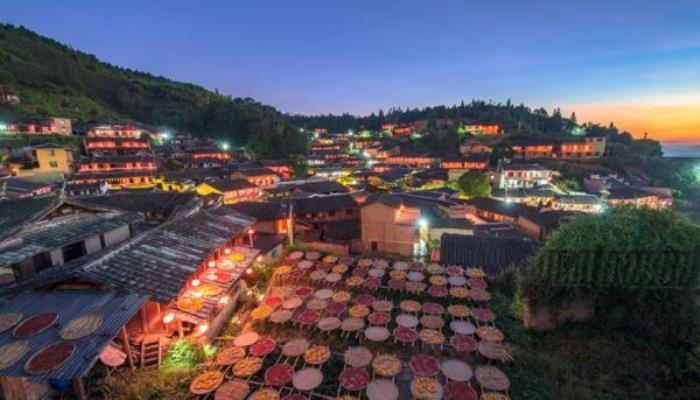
[418,219,428,229]
[247,228,255,247]
[221,142,230,151]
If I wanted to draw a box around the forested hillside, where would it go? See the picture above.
[0,24,308,159]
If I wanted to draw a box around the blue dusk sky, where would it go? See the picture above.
[3,0,700,142]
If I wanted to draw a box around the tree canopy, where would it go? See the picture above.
[457,171,491,198]
[0,24,307,159]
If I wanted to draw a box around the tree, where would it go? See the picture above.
[457,171,491,198]
[489,141,514,167]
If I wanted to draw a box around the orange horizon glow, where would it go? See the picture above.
[566,94,700,143]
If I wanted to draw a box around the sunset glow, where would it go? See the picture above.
[567,93,700,143]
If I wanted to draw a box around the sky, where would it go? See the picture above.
[3,1,700,143]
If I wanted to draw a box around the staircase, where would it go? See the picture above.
[140,335,162,368]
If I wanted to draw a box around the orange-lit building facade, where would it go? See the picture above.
[84,137,150,155]
[513,137,607,160]
[440,156,489,170]
[77,155,157,173]
[462,122,500,135]
[85,123,147,138]
[232,168,280,188]
[391,125,414,137]
[386,154,436,168]
[9,117,72,136]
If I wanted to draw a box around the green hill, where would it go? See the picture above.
[0,24,308,159]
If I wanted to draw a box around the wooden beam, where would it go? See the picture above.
[71,378,87,400]
[120,326,135,370]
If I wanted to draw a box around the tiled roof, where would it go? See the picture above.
[227,201,288,221]
[465,197,538,218]
[554,194,601,205]
[235,167,276,177]
[206,178,257,192]
[80,207,254,303]
[606,187,655,200]
[72,169,156,180]
[295,180,349,194]
[440,233,540,274]
[0,195,61,242]
[520,210,577,229]
[0,290,146,381]
[1,177,52,193]
[283,194,358,214]
[74,192,198,217]
[0,211,143,267]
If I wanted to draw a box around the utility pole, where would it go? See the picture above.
[287,200,294,247]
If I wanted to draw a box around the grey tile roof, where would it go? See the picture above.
[0,290,147,381]
[0,211,144,267]
[80,207,254,303]
[74,192,198,217]
[440,233,540,274]
[227,201,288,221]
[0,195,61,242]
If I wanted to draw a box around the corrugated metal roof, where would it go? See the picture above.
[0,290,147,382]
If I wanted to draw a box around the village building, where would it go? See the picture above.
[499,164,556,188]
[440,154,490,171]
[0,177,53,199]
[460,142,493,155]
[31,143,74,175]
[231,167,279,189]
[228,201,290,235]
[84,122,148,139]
[386,152,437,168]
[196,178,260,204]
[606,187,672,209]
[461,121,500,135]
[464,197,538,224]
[259,160,292,179]
[83,137,150,156]
[0,195,143,285]
[439,233,539,274]
[170,147,231,169]
[360,193,455,257]
[517,209,577,240]
[551,194,603,213]
[9,117,72,136]
[74,191,199,223]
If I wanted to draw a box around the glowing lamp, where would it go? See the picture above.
[198,323,209,334]
[224,248,231,255]
[219,295,229,305]
[256,255,263,262]
[162,312,175,324]
[192,291,203,298]
[418,219,428,228]
[246,268,254,275]
[248,229,254,235]
[207,261,216,268]
[192,279,200,287]
[206,273,218,281]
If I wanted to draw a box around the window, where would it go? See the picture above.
[47,150,55,156]
[346,209,354,215]
[49,161,58,168]
[328,211,336,217]
[371,241,378,251]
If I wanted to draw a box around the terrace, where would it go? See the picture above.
[175,250,513,399]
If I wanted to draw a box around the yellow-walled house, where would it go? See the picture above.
[32,143,74,174]
[196,179,260,204]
